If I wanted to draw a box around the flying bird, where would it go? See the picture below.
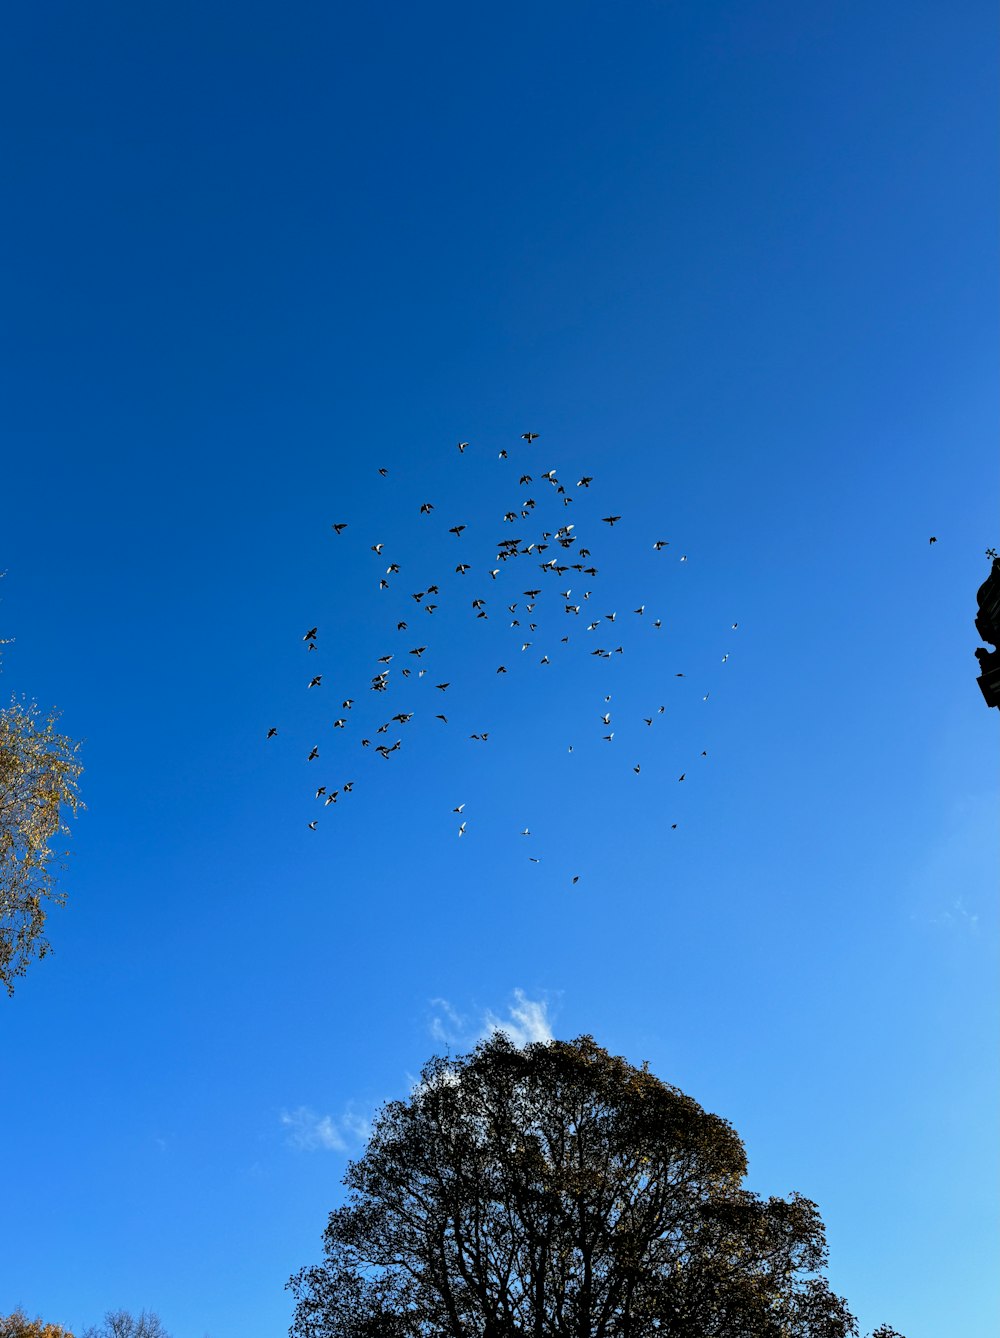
[420,503,434,514]
[331,523,347,534]
[303,627,317,641]
[308,675,322,688]
[266,727,278,739]
[457,441,469,453]
[521,432,539,443]
[449,525,467,537]
[929,536,937,544]
[653,540,668,550]
[307,746,319,761]
[601,515,622,526]
[577,476,593,487]
[308,821,318,831]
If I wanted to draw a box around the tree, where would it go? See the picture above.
[0,697,83,994]
[289,1034,903,1338]
[0,1309,75,1338]
[80,1312,170,1338]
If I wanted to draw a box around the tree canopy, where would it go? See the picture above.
[0,697,83,994]
[289,1034,903,1338]
[0,1309,75,1338]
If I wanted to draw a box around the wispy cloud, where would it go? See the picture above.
[484,989,554,1046]
[279,1103,370,1152]
[429,988,556,1050]
[912,791,997,937]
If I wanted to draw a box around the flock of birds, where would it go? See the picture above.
[268,433,740,878]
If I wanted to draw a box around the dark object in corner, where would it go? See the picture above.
[975,557,1000,709]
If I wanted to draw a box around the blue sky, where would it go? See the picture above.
[1,2,996,1335]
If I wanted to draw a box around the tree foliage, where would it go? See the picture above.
[289,1035,903,1338]
[0,1309,75,1338]
[0,696,83,994]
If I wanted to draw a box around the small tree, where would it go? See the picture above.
[289,1034,903,1337]
[80,1312,170,1338]
[0,697,83,994]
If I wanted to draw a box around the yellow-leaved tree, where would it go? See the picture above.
[0,697,82,994]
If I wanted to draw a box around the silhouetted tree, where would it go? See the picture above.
[80,1312,170,1338]
[289,1035,903,1338]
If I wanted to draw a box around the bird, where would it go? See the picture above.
[456,563,470,574]
[458,821,466,836]
[721,654,729,663]
[387,563,400,574]
[680,555,688,562]
[333,718,346,729]
[644,718,652,727]
[266,727,278,739]
[377,654,393,664]
[379,579,389,589]
[436,682,450,691]
[308,821,318,831]
[331,523,348,534]
[929,536,937,544]
[308,675,322,688]
[420,503,434,514]
[601,713,611,725]
[601,515,622,526]
[409,646,427,657]
[678,773,685,782]
[303,627,317,641]
[497,665,507,673]
[528,856,540,863]
[653,540,668,550]
[371,543,384,554]
[449,525,467,537]
[732,622,739,629]
[307,746,319,761]
[577,476,593,488]
[342,699,354,710]
[498,449,508,459]
[633,765,640,774]
[520,828,530,836]
[324,793,338,806]
[397,621,407,631]
[457,441,469,453]
[378,467,388,476]
[453,804,465,813]
[521,432,539,443]
[603,733,614,742]
[436,714,448,723]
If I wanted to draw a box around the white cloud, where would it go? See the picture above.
[279,1103,370,1152]
[429,989,556,1051]
[484,989,554,1046]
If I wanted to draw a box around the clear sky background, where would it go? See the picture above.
[1,2,997,1336]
